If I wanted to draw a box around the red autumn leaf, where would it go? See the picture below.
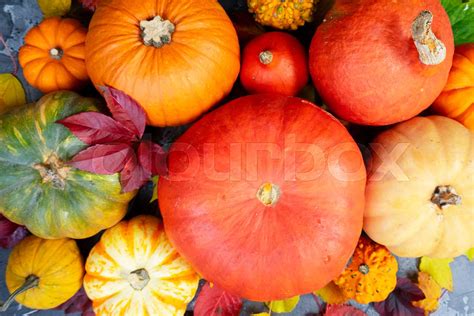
[194,282,242,316]
[79,0,99,11]
[230,11,265,44]
[0,215,28,249]
[55,287,94,316]
[58,112,136,145]
[102,86,146,138]
[137,140,168,176]
[374,278,426,316]
[70,143,134,174]
[325,304,366,316]
[120,153,151,193]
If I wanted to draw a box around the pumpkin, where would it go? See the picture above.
[364,116,474,258]
[334,236,398,304]
[240,32,308,96]
[19,17,88,93]
[432,44,474,130]
[0,91,135,239]
[248,0,317,30]
[309,0,454,126]
[158,94,366,301]
[3,236,83,310]
[85,0,240,127]
[83,215,199,316]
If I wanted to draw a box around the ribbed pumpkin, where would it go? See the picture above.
[84,215,199,315]
[0,91,135,239]
[432,44,474,130]
[19,17,88,93]
[159,94,366,301]
[364,116,474,258]
[309,0,454,125]
[85,0,240,127]
[3,236,83,310]
[334,236,398,304]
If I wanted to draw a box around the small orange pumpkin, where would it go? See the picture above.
[19,17,88,93]
[432,44,474,130]
[334,236,398,304]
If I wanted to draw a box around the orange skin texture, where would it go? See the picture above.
[86,0,240,127]
[158,94,366,301]
[309,0,454,126]
[364,116,474,258]
[240,32,308,96]
[19,17,88,93]
[432,44,474,130]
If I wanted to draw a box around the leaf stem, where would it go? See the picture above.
[0,34,18,75]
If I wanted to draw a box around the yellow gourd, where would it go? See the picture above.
[334,236,398,304]
[2,236,83,310]
[83,215,200,316]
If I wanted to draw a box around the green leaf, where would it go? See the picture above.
[419,256,454,291]
[265,296,300,313]
[441,0,474,45]
[0,73,26,115]
[150,175,159,203]
[38,0,71,17]
[465,248,474,261]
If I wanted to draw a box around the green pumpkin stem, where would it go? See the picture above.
[140,16,175,48]
[0,275,39,312]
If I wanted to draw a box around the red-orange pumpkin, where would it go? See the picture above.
[240,32,308,96]
[309,0,454,125]
[85,0,240,127]
[158,94,366,301]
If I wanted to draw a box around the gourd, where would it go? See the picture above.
[334,236,398,304]
[240,32,308,96]
[309,0,454,125]
[364,116,474,258]
[85,0,240,127]
[2,236,83,310]
[247,0,317,30]
[83,215,199,316]
[432,44,474,130]
[19,17,88,93]
[158,94,367,301]
[0,91,135,239]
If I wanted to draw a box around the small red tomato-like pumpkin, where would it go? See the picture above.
[19,17,88,93]
[240,32,308,96]
[432,44,474,130]
[159,94,366,301]
[309,0,454,125]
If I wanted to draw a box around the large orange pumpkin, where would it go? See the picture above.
[85,0,240,127]
[158,94,366,301]
[364,116,473,258]
[19,17,88,93]
[432,44,474,130]
[309,0,454,125]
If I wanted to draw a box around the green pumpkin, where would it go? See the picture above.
[0,91,135,239]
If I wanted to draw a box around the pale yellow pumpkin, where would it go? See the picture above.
[4,236,83,310]
[83,215,200,316]
[364,116,473,258]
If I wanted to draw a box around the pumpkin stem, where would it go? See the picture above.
[140,16,175,48]
[358,264,370,275]
[49,47,63,60]
[33,153,70,190]
[0,275,39,312]
[259,50,273,65]
[256,182,281,206]
[411,10,446,65]
[431,185,461,210]
[128,268,150,291]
